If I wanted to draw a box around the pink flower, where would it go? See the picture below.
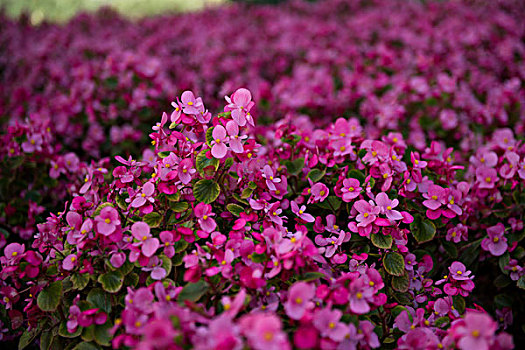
[348,277,374,314]
[481,223,507,256]
[95,206,121,236]
[284,281,315,320]
[449,261,473,281]
[178,158,196,184]
[451,312,497,350]
[130,181,155,209]
[291,201,315,222]
[353,200,379,227]
[341,178,361,202]
[2,243,24,265]
[226,120,247,153]
[476,166,498,189]
[446,224,468,243]
[262,165,281,191]
[309,183,329,203]
[180,91,204,115]
[240,313,290,350]
[375,192,403,221]
[62,254,79,271]
[141,319,177,348]
[225,88,255,127]
[313,308,348,342]
[194,203,217,233]
[131,222,159,257]
[422,184,447,219]
[21,134,43,153]
[211,125,228,159]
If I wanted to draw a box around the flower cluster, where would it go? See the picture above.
[0,0,524,348]
[0,86,521,348]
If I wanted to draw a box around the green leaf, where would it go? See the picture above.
[241,188,253,199]
[71,273,90,290]
[307,169,325,182]
[160,254,172,277]
[196,149,219,173]
[434,316,450,328]
[224,157,234,169]
[81,326,95,342]
[299,272,325,281]
[19,327,41,350]
[517,276,525,290]
[441,240,458,258]
[227,203,244,217]
[371,233,393,249]
[392,274,409,292]
[383,252,405,276]
[73,342,99,350]
[498,252,510,275]
[284,157,304,175]
[94,323,112,347]
[205,127,214,146]
[178,280,209,303]
[169,201,189,212]
[347,169,365,183]
[493,275,511,288]
[92,202,114,218]
[58,321,82,338]
[87,289,111,314]
[193,179,220,204]
[143,212,162,228]
[158,151,171,158]
[174,240,189,253]
[97,271,124,293]
[410,215,436,243]
[37,281,63,312]
[453,295,466,314]
[248,181,257,190]
[40,330,54,350]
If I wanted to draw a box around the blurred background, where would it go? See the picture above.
[0,0,231,24]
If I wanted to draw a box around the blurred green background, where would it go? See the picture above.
[0,0,228,24]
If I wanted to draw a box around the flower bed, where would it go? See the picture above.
[1,0,524,348]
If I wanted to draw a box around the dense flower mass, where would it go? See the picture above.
[1,0,525,349]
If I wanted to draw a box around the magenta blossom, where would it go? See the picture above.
[476,166,498,189]
[262,165,281,191]
[481,223,507,256]
[375,192,403,221]
[284,281,315,320]
[313,307,348,342]
[226,120,247,153]
[211,125,228,159]
[309,182,329,203]
[194,203,217,233]
[422,184,447,219]
[178,158,196,184]
[62,254,79,271]
[450,312,497,350]
[94,206,121,236]
[341,178,361,202]
[353,200,380,227]
[131,222,159,257]
[225,88,255,127]
[291,201,315,222]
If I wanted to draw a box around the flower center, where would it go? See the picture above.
[329,322,335,329]
[105,218,111,224]
[187,101,193,106]
[340,146,346,152]
[71,256,76,262]
[320,190,326,196]
[290,237,296,243]
[221,260,227,265]
[141,193,146,197]
[456,270,462,275]
[449,199,454,204]
[183,169,187,173]
[356,292,363,299]
[203,215,208,220]
[387,206,392,210]
[451,231,457,237]
[485,177,491,183]
[472,330,480,337]
[30,139,36,145]
[299,210,304,214]
[295,297,303,304]
[275,190,280,195]
[135,321,141,328]
[142,236,147,241]
[11,252,17,257]
[431,195,437,200]
[493,237,499,243]
[215,138,221,143]
[372,151,377,156]
[348,187,354,192]
[383,173,388,179]
[363,213,369,218]
[369,281,374,287]
[264,332,273,341]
